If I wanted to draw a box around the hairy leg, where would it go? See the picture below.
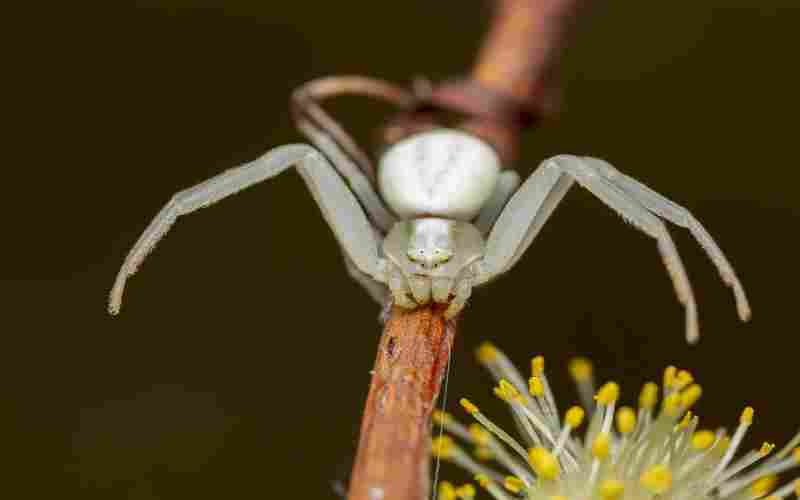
[582,157,750,322]
[480,155,710,342]
[109,144,383,314]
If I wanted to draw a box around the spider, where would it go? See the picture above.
[109,76,750,343]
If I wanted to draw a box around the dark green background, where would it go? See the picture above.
[5,1,799,498]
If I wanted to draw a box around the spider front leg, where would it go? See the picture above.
[109,144,384,314]
[476,155,750,343]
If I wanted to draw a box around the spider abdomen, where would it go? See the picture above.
[377,129,500,221]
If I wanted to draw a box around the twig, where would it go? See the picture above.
[346,305,456,500]
[344,2,583,499]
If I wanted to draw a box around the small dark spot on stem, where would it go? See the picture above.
[387,336,396,357]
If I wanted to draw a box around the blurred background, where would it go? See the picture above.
[3,0,799,498]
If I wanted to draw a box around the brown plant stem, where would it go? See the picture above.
[346,2,582,499]
[346,305,456,500]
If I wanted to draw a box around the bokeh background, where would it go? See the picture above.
[4,1,799,498]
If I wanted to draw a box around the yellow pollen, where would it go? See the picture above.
[592,433,611,459]
[476,342,498,364]
[795,479,800,497]
[640,465,673,495]
[675,369,694,389]
[504,476,525,493]
[692,430,716,450]
[460,398,479,415]
[439,481,457,500]
[532,356,545,376]
[568,357,593,382]
[741,406,755,425]
[663,366,677,389]
[759,442,775,456]
[599,479,625,500]
[493,386,510,402]
[750,475,778,497]
[639,382,659,410]
[595,382,620,405]
[566,406,585,429]
[456,484,476,499]
[497,379,522,402]
[469,423,490,446]
[677,411,693,430]
[793,447,800,464]
[528,447,560,480]
[662,392,682,417]
[432,436,454,459]
[681,384,703,409]
[616,406,637,434]
[550,497,569,500]
[529,376,545,397]
[474,474,491,488]
[499,379,518,396]
[474,446,493,461]
[432,410,452,426]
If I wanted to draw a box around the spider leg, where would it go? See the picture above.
[474,169,521,235]
[581,157,751,322]
[294,116,398,233]
[480,155,701,343]
[291,76,414,233]
[109,144,383,314]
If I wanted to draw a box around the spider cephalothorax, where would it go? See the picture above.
[109,77,750,343]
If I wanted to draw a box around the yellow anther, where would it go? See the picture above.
[432,410,452,426]
[456,484,476,499]
[599,479,625,500]
[793,447,800,464]
[663,366,677,389]
[474,446,493,461]
[677,411,693,430]
[469,423,490,446]
[595,382,620,405]
[616,406,637,434]
[675,370,694,389]
[592,432,611,459]
[460,398,479,415]
[692,430,716,450]
[568,357,593,382]
[476,342,498,364]
[662,392,682,417]
[795,479,800,496]
[740,406,755,425]
[759,442,775,456]
[500,379,522,401]
[640,465,673,495]
[431,436,454,459]
[532,356,545,376]
[550,497,569,500]
[439,481,457,500]
[528,447,560,480]
[529,376,545,397]
[474,474,491,488]
[750,475,778,497]
[493,386,510,402]
[639,382,659,410]
[681,384,703,409]
[504,476,525,493]
[566,406,585,429]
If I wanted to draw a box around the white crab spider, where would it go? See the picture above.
[109,128,750,343]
